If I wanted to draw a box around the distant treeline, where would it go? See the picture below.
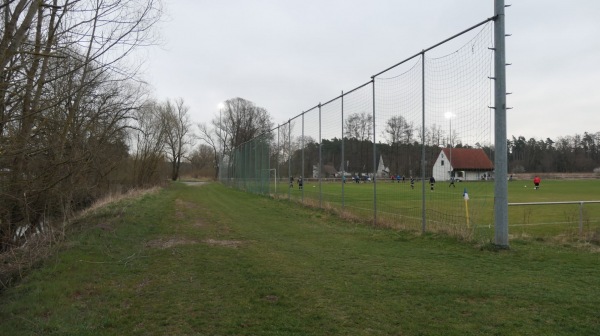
[272,132,600,178]
[507,132,600,173]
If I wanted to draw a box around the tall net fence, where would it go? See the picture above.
[221,21,497,237]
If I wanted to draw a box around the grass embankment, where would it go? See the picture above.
[1,182,599,335]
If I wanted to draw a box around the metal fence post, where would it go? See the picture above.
[288,121,291,200]
[319,103,323,208]
[341,91,345,210]
[579,201,584,237]
[372,79,377,226]
[421,51,427,234]
[494,0,509,247]
[276,126,279,197]
[301,112,305,203]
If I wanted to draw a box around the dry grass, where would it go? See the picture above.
[507,229,600,252]
[75,187,161,220]
[0,230,60,289]
[0,186,162,291]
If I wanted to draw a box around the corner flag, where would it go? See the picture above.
[463,188,470,228]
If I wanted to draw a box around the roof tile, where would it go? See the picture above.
[442,148,494,170]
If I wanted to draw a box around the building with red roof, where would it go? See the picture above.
[432,148,494,181]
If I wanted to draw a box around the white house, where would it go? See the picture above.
[376,154,389,177]
[432,148,494,181]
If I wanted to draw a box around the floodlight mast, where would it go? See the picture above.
[494,0,509,247]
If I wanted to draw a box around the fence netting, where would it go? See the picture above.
[221,22,497,237]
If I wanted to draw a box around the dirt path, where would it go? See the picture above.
[181,181,208,186]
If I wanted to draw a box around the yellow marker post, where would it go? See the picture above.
[463,188,470,228]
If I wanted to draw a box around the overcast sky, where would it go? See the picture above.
[141,0,600,141]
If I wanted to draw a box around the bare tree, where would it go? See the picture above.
[197,122,220,179]
[199,97,273,179]
[417,124,444,147]
[345,112,373,141]
[384,115,414,144]
[161,98,194,181]
[343,112,373,172]
[220,97,273,152]
[188,144,215,177]
[270,122,293,176]
[0,0,163,250]
[131,100,167,187]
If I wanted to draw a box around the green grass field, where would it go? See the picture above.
[251,178,600,241]
[1,182,599,335]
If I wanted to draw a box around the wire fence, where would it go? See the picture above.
[218,18,600,242]
[508,201,600,241]
[219,19,495,238]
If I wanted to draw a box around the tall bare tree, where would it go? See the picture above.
[384,115,415,144]
[345,112,373,141]
[188,144,215,176]
[198,97,273,178]
[220,97,273,152]
[197,122,220,178]
[343,112,373,172]
[0,0,163,250]
[130,100,167,187]
[161,98,193,181]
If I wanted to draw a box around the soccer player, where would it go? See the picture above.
[533,176,541,190]
[429,176,436,191]
[449,176,456,188]
[410,176,415,189]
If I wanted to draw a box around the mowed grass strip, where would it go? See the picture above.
[274,179,600,238]
[1,182,600,335]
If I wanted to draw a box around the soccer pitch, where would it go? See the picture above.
[271,178,600,240]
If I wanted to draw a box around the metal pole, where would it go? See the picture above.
[255,141,258,192]
[372,79,377,226]
[449,117,452,178]
[319,104,323,208]
[266,137,269,194]
[219,107,222,182]
[341,91,345,210]
[243,145,246,190]
[421,52,427,233]
[494,0,509,247]
[288,121,291,200]
[579,201,583,237]
[276,126,280,196]
[302,112,305,202]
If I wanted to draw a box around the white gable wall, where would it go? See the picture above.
[432,149,493,181]
[432,151,452,181]
[376,155,389,177]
